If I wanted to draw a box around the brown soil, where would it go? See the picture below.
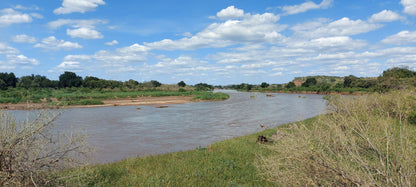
[0,96,198,110]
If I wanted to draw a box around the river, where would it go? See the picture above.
[9,90,327,163]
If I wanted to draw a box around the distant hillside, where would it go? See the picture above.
[292,76,344,86]
[229,67,416,94]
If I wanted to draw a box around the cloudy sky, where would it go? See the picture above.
[0,0,415,85]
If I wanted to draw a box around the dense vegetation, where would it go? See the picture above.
[0,71,227,106]
[258,89,416,186]
[226,67,416,94]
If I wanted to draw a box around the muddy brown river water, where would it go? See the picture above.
[10,90,327,163]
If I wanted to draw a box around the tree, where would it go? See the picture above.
[178,81,186,87]
[381,67,415,79]
[0,72,17,90]
[285,82,296,89]
[343,75,357,88]
[260,82,269,88]
[301,77,317,87]
[194,83,214,91]
[151,80,162,87]
[124,79,139,89]
[17,75,55,89]
[59,71,83,88]
[83,76,101,88]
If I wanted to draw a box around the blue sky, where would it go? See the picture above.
[0,0,415,85]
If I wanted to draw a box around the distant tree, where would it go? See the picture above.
[381,67,415,79]
[352,79,377,88]
[376,67,416,91]
[318,83,331,92]
[260,82,270,88]
[0,72,17,90]
[301,77,317,87]
[194,83,214,91]
[124,79,139,89]
[59,71,83,88]
[151,80,162,87]
[285,82,296,89]
[0,79,6,90]
[178,81,186,87]
[246,84,253,91]
[18,75,53,88]
[343,75,357,88]
[83,76,103,88]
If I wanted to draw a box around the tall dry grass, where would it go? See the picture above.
[258,90,416,186]
[0,110,90,186]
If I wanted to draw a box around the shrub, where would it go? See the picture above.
[0,111,90,186]
[258,90,416,186]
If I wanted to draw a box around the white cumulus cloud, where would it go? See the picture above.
[105,40,118,46]
[34,36,82,50]
[293,17,382,38]
[11,34,37,43]
[57,61,81,69]
[0,8,33,26]
[281,0,333,15]
[145,12,283,50]
[48,19,106,29]
[369,10,404,22]
[6,54,40,65]
[216,6,245,19]
[401,0,416,15]
[67,27,103,39]
[48,19,106,39]
[289,36,367,52]
[54,0,106,14]
[382,30,416,45]
[0,42,19,54]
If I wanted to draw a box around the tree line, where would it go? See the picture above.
[0,71,218,91]
[226,67,416,93]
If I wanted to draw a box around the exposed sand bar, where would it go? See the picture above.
[0,96,198,110]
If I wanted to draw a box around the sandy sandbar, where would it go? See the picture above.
[0,96,198,110]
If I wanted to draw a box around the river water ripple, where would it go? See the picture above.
[10,90,327,163]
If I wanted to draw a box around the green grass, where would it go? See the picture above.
[192,92,230,100]
[0,88,229,106]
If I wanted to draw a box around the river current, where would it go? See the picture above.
[10,90,327,163]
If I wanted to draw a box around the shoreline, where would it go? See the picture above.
[0,96,199,110]
[261,90,365,95]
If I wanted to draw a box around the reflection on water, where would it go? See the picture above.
[9,90,327,163]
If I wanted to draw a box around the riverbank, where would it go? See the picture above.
[0,96,201,110]
[0,89,230,110]
[60,117,311,186]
